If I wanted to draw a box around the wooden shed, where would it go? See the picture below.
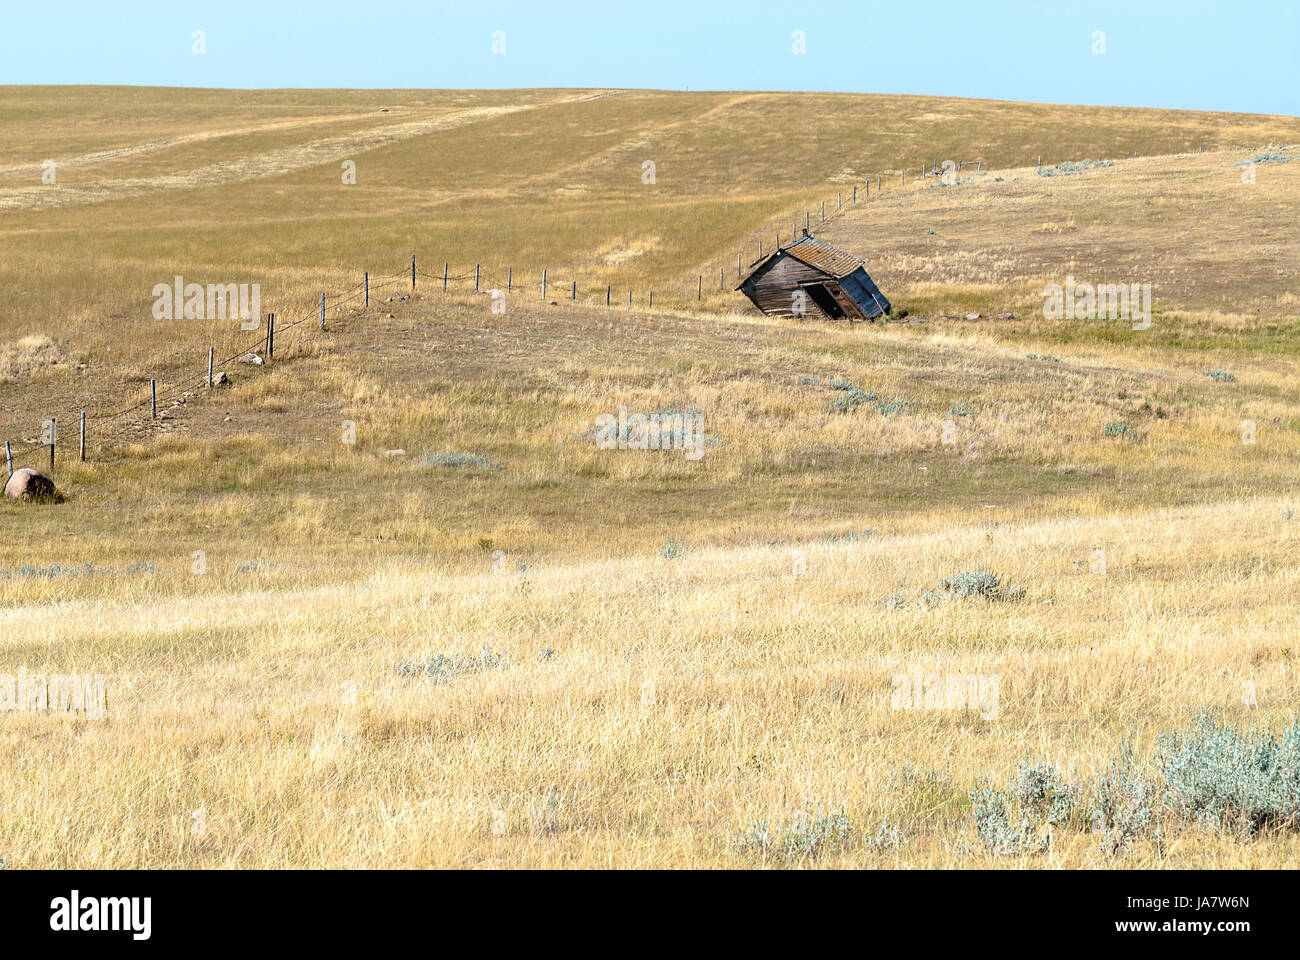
[736,233,891,321]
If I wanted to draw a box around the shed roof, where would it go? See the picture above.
[779,235,865,278]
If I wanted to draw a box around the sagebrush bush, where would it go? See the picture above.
[421,452,500,470]
[733,810,855,861]
[971,761,1076,855]
[1158,715,1300,837]
[397,647,509,683]
[938,569,1025,602]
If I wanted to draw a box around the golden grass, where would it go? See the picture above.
[1,88,1298,868]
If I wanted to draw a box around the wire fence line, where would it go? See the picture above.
[3,158,979,482]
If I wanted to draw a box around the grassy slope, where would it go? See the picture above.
[0,87,1298,867]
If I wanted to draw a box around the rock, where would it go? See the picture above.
[383,449,407,457]
[965,313,982,320]
[210,371,229,386]
[996,312,1015,320]
[4,468,62,503]
[238,353,263,365]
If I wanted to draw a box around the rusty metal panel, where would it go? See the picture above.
[781,235,864,277]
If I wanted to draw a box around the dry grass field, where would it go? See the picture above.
[1,87,1298,868]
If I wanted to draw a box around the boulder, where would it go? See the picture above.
[210,371,229,386]
[4,468,62,503]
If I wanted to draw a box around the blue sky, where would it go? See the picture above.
[2,1,1295,115]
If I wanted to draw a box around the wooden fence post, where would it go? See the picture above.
[507,267,512,292]
[474,264,479,293]
[411,255,416,291]
[364,271,369,307]
[878,174,881,191]
[542,268,547,300]
[208,347,214,388]
[150,382,157,419]
[443,263,448,291]
[79,411,86,462]
[697,276,702,301]
[267,313,275,360]
[48,417,55,471]
[4,441,11,478]
[627,290,631,308]
[571,280,576,301]
[320,294,325,330]
[606,285,611,306]
[649,290,653,308]
[852,184,856,203]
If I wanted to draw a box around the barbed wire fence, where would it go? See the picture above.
[3,158,985,482]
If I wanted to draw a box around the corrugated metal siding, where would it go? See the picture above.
[839,267,891,319]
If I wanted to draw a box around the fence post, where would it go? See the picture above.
[805,211,810,232]
[4,441,11,478]
[411,255,416,292]
[474,264,479,293]
[878,174,881,191]
[150,382,157,419]
[320,294,325,330]
[79,411,86,462]
[267,313,275,360]
[364,271,369,307]
[627,290,631,308]
[571,280,576,301]
[697,276,701,301]
[49,417,55,471]
[443,263,448,291]
[852,184,856,203]
[208,348,214,388]
[737,253,741,278]
[837,192,841,210]
[649,290,653,308]
[719,268,723,291]
[606,285,611,306]
[507,267,512,292]
[542,268,547,300]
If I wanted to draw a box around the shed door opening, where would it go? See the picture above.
[804,282,845,319]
